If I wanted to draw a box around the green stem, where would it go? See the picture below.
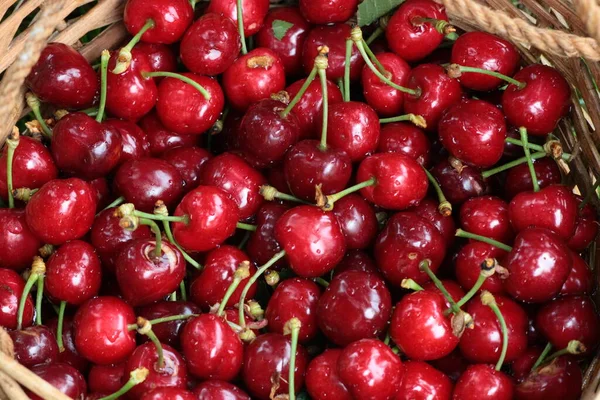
[133,210,189,224]
[17,272,38,330]
[124,19,154,53]
[259,186,311,204]
[455,229,513,252]
[423,168,452,216]
[139,218,162,258]
[456,272,487,309]
[238,231,251,250]
[236,222,257,232]
[142,328,164,369]
[142,71,211,100]
[520,127,539,192]
[101,196,125,213]
[80,107,99,117]
[237,0,247,54]
[379,113,426,126]
[280,67,317,118]
[57,301,66,352]
[127,314,197,331]
[25,94,52,138]
[531,342,553,371]
[162,220,201,269]
[344,39,352,102]
[217,263,250,317]
[337,78,344,100]
[504,137,571,161]
[169,291,177,301]
[481,291,508,371]
[318,67,329,151]
[96,50,110,122]
[326,178,376,205]
[481,152,547,178]
[365,26,384,45]
[98,368,149,400]
[35,275,44,325]
[401,278,424,291]
[112,19,155,74]
[419,260,461,315]
[5,132,19,208]
[314,277,329,287]
[361,39,386,74]
[180,281,187,301]
[286,318,301,400]
[450,64,525,89]
[544,341,586,363]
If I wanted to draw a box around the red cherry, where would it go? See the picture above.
[332,194,378,250]
[223,48,286,111]
[409,198,456,247]
[138,112,199,156]
[362,52,411,117]
[375,212,446,285]
[9,325,58,368]
[89,178,111,212]
[305,349,351,400]
[135,42,177,76]
[429,350,469,383]
[503,157,561,199]
[317,271,391,346]
[73,296,136,365]
[455,242,507,294]
[397,361,453,400]
[560,251,593,296]
[192,381,251,400]
[103,119,150,165]
[124,0,193,44]
[274,205,346,277]
[515,356,582,400]
[0,269,34,329]
[136,301,199,349]
[88,363,126,394]
[246,202,288,269]
[453,364,514,400]
[47,316,88,371]
[431,158,489,205]
[162,146,212,193]
[334,250,380,277]
[206,0,269,36]
[0,209,42,271]
[27,363,87,400]
[460,196,514,243]
[377,122,431,166]
[568,195,598,251]
[299,0,358,24]
[422,279,465,309]
[511,347,542,382]
[180,13,241,76]
[502,65,571,136]
[181,314,243,381]
[338,338,403,399]
[26,43,98,108]
[142,387,196,400]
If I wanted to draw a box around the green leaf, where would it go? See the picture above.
[272,19,294,41]
[357,0,405,27]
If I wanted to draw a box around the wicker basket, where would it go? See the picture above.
[0,0,599,399]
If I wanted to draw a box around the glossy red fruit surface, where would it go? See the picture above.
[460,196,513,243]
[362,52,411,117]
[377,122,430,166]
[0,268,34,329]
[396,361,453,400]
[504,157,562,199]
[455,242,507,294]
[515,356,582,400]
[136,301,199,349]
[305,349,352,400]
[568,196,598,251]
[560,251,594,296]
[124,0,193,44]
[47,316,88,371]
[207,0,270,36]
[192,381,251,400]
[247,202,288,268]
[0,209,42,271]
[299,0,358,24]
[161,146,211,193]
[431,158,489,205]
[104,119,150,165]
[139,112,199,156]
[409,198,456,248]
[142,387,196,400]
[88,363,125,394]
[332,194,378,250]
[135,42,177,76]
[453,364,514,400]
[28,363,87,400]
[9,325,59,368]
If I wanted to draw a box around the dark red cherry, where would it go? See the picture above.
[200,152,267,219]
[422,280,465,309]
[139,112,199,156]
[0,209,42,271]
[46,240,102,305]
[9,325,58,368]
[568,195,598,251]
[515,356,582,400]
[502,65,571,136]
[504,157,561,199]
[283,140,352,200]
[429,350,469,383]
[455,242,507,294]
[397,361,453,400]
[162,146,212,193]
[560,251,593,296]
[404,64,463,132]
[207,0,269,36]
[156,74,225,135]
[223,48,286,111]
[89,178,111,212]
[172,186,239,252]
[190,246,257,311]
[362,52,411,117]
[0,136,57,203]
[181,314,243,381]
[332,194,378,250]
[391,290,458,360]
[317,271,391,346]
[47,316,88,371]
[192,381,251,400]
[324,101,380,162]
[257,7,310,76]
[536,295,600,355]
[136,301,199,349]
[114,158,184,212]
[338,338,403,399]
[460,196,514,243]
[334,250,380,277]
[274,205,346,278]
[265,278,321,342]
[242,332,308,400]
[180,13,241,76]
[357,152,429,210]
[305,349,351,400]
[88,363,125,394]
[27,363,87,400]
[0,269,34,329]
[303,24,364,81]
[300,0,358,23]
[375,212,446,285]
[26,178,96,245]
[26,43,98,108]
[503,227,571,303]
[124,0,193,44]
[451,31,520,91]
[104,119,150,165]
[143,387,196,400]
[431,158,489,205]
[73,296,136,365]
[453,364,514,400]
[511,347,542,382]
[377,122,430,166]
[247,202,289,268]
[135,42,177,76]
[409,198,456,247]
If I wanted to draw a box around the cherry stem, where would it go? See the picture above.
[5,129,19,208]
[361,39,386,75]
[419,259,461,315]
[505,137,571,161]
[161,220,202,269]
[545,340,586,363]
[142,71,211,100]
[132,209,189,224]
[314,277,329,287]
[481,152,547,178]
[318,61,329,151]
[98,368,149,400]
[94,50,110,122]
[169,291,177,301]
[447,64,525,89]
[519,127,540,192]
[101,196,125,213]
[80,107,99,117]
[238,231,251,250]
[412,16,455,36]
[237,0,247,54]
[481,291,508,371]
[455,229,513,252]
[423,168,452,216]
[17,269,41,330]
[280,67,318,118]
[137,218,161,258]
[284,318,301,400]
[217,262,251,317]
[179,280,187,301]
[136,318,164,369]
[365,26,384,45]
[401,278,424,291]
[56,300,66,352]
[259,185,310,204]
[344,39,352,102]
[320,178,376,211]
[336,78,344,100]
[127,314,198,331]
[238,250,286,328]
[35,275,44,325]
[112,19,155,74]
[236,222,257,232]
[445,259,496,316]
[379,113,427,128]
[25,93,52,138]
[531,342,553,371]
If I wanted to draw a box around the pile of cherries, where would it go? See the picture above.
[1,0,599,398]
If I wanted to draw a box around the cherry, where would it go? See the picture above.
[180,13,241,76]
[0,209,42,271]
[502,65,571,136]
[455,242,507,294]
[391,289,459,360]
[192,381,251,400]
[334,250,380,277]
[242,332,308,399]
[274,205,346,277]
[305,349,351,400]
[138,112,199,156]
[247,202,288,268]
[450,32,519,91]
[135,42,177,76]
[422,279,466,309]
[207,0,270,36]
[103,119,150,165]
[144,387,196,400]
[265,278,321,342]
[0,136,57,203]
[52,112,122,179]
[409,198,456,247]
[568,195,599,251]
[515,356,582,400]
[114,158,184,212]
[431,158,489,205]
[124,0,193,44]
[331,194,378,250]
[73,296,136,365]
[88,363,126,394]
[181,314,244,381]
[317,270,391,346]
[200,152,267,220]
[223,48,286,111]
[26,178,96,245]
[299,0,358,23]
[460,196,514,243]
[404,64,463,131]
[504,227,571,303]
[536,295,600,355]
[560,251,593,296]
[429,350,469,383]
[172,186,239,252]
[503,157,561,199]
[136,301,199,349]
[303,24,364,81]
[361,52,411,117]
[47,316,89,371]
[162,146,211,193]
[375,212,446,285]
[26,43,98,109]
[377,122,431,166]
[9,325,59,368]
[338,338,403,399]
[511,346,543,382]
[156,73,224,135]
[396,361,453,400]
[438,99,506,168]
[27,363,87,400]
[453,364,514,400]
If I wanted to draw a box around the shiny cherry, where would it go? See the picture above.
[0,209,42,271]
[192,381,251,400]
[453,364,514,400]
[305,349,351,400]
[135,42,177,76]
[397,361,453,400]
[9,325,58,368]
[246,202,288,269]
[88,363,126,394]
[47,316,88,371]
[409,197,456,247]
[136,301,199,349]
[206,0,269,36]
[515,356,582,400]
[124,0,193,44]
[511,347,542,382]
[377,122,431,166]
[162,146,211,193]
[362,52,411,117]
[143,387,196,400]
[560,251,594,296]
[139,112,199,156]
[568,195,599,251]
[504,157,561,199]
[104,119,150,165]
[431,158,489,205]
[300,0,358,23]
[460,196,514,243]
[334,250,380,277]
[455,242,507,294]
[27,363,87,400]
[0,268,34,329]
[332,194,378,250]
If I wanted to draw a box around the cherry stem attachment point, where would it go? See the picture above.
[401,278,424,291]
[112,19,155,74]
[505,137,571,161]
[259,185,310,204]
[519,127,540,192]
[545,340,586,363]
[412,16,456,36]
[446,64,525,89]
[96,50,110,122]
[344,39,352,102]
[318,177,376,211]
[127,313,198,331]
[481,291,508,371]
[531,342,553,371]
[116,205,189,224]
[481,151,547,178]
[236,222,257,232]
[419,259,461,315]
[142,71,211,100]
[137,218,163,258]
[136,317,164,369]
[98,368,149,400]
[56,300,66,352]
[25,94,52,138]
[237,0,247,54]
[280,67,318,119]
[455,229,513,252]
[217,262,251,317]
[379,113,427,128]
[17,257,45,330]
[284,318,301,400]
[100,196,125,214]
[5,128,19,208]
[423,168,451,216]
[317,54,329,151]
[445,258,496,315]
[35,274,44,325]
